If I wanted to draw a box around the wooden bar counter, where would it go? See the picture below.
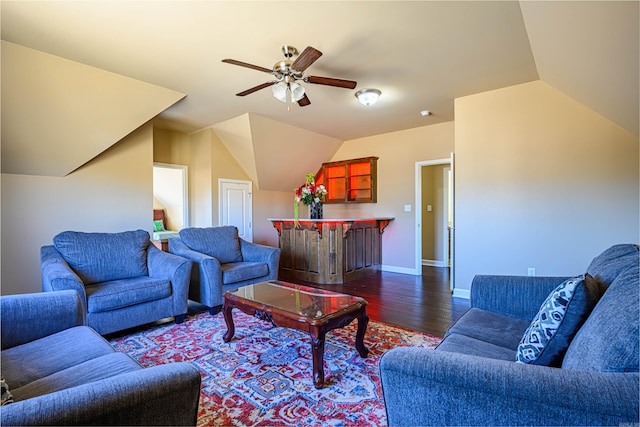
[268,218,393,284]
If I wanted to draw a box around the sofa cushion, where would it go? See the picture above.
[179,226,243,263]
[445,308,530,350]
[53,230,150,284]
[562,265,639,372]
[436,333,516,361]
[0,326,114,389]
[10,353,141,401]
[221,262,269,285]
[85,277,172,313]
[586,244,639,285]
[516,274,603,366]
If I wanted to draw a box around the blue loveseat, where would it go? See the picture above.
[41,230,192,335]
[169,226,280,314]
[380,244,639,426]
[0,290,201,426]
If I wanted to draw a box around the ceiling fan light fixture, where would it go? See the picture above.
[272,82,288,102]
[289,82,305,102]
[355,88,381,106]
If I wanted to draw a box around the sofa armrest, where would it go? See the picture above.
[147,244,192,316]
[239,239,281,279]
[169,238,213,263]
[380,347,638,426]
[470,275,570,320]
[1,291,84,350]
[169,238,222,304]
[40,246,87,309]
[0,362,202,426]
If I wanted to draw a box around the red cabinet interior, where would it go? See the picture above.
[315,157,377,204]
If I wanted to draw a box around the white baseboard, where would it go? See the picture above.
[422,259,447,267]
[452,288,470,299]
[380,265,420,276]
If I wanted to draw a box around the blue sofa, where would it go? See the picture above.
[380,244,639,426]
[41,230,193,335]
[169,226,280,314]
[0,290,201,426]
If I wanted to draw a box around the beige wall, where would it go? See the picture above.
[324,122,456,273]
[154,127,190,166]
[252,190,295,247]
[1,123,154,295]
[454,80,639,296]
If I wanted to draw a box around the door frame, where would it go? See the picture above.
[414,154,454,291]
[153,162,189,229]
[218,178,253,242]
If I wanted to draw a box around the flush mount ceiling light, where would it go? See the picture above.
[420,110,431,116]
[355,89,381,106]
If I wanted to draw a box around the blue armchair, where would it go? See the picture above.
[169,226,280,314]
[380,244,639,426]
[41,229,192,335]
[0,290,201,426]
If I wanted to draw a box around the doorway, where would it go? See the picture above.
[153,163,188,230]
[218,178,253,242]
[415,155,454,291]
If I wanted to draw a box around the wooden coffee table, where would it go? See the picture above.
[222,280,369,389]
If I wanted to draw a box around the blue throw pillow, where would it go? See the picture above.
[516,274,604,366]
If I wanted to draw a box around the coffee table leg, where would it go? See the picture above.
[310,330,326,389]
[355,309,369,358]
[222,304,235,342]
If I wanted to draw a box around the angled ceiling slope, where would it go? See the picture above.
[1,41,186,176]
[212,113,343,192]
[521,1,639,136]
[210,114,259,186]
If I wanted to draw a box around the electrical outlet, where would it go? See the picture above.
[404,204,412,212]
[527,267,536,276]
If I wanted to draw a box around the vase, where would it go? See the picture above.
[310,200,323,219]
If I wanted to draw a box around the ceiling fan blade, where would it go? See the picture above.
[291,46,322,73]
[297,94,311,107]
[222,59,273,74]
[236,81,276,96]
[306,75,357,89]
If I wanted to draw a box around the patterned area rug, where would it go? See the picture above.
[109,310,441,426]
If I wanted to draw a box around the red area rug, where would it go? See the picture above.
[109,310,441,426]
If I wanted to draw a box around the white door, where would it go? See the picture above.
[219,179,253,242]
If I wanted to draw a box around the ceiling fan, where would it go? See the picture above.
[222,45,357,107]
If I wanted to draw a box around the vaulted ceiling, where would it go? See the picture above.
[1,1,637,179]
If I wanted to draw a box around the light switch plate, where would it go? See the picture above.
[404,204,411,212]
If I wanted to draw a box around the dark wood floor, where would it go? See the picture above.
[287,266,470,337]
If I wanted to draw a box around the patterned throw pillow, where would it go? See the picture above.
[1,378,13,405]
[153,219,166,232]
[516,274,604,366]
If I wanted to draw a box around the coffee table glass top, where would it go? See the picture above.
[227,280,365,320]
